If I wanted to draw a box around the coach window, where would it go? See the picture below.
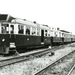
[1,25,5,33]
[0,24,1,33]
[62,33,64,37]
[32,27,36,35]
[10,25,14,34]
[18,25,24,34]
[1,24,9,34]
[59,32,61,37]
[26,26,30,35]
[54,32,57,37]
[50,30,53,36]
[37,28,40,36]
[48,30,50,36]
[45,30,47,36]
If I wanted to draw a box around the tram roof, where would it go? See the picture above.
[11,18,40,27]
[60,30,71,33]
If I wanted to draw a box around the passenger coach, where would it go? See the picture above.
[0,14,51,54]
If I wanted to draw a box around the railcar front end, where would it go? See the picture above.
[0,23,16,54]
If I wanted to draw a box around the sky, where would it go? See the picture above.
[0,0,75,34]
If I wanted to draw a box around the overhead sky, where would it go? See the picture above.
[0,0,75,34]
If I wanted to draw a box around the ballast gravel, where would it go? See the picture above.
[0,46,75,75]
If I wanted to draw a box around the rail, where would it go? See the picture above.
[35,49,75,75]
[67,65,75,75]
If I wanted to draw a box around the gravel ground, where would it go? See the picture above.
[0,44,75,75]
[37,49,75,75]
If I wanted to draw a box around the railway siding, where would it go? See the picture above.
[35,47,75,75]
[0,45,75,75]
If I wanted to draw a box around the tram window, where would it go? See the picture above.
[32,27,36,35]
[54,32,57,37]
[6,24,9,33]
[10,25,14,34]
[18,25,24,34]
[59,32,61,37]
[2,26,5,33]
[37,29,40,36]
[26,26,30,35]
[62,33,64,37]
[1,24,9,34]
[45,30,47,36]
[48,30,50,36]
[50,31,53,36]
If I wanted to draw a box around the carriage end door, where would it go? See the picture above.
[41,30,44,44]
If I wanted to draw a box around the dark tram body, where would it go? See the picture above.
[0,14,51,54]
[0,14,75,54]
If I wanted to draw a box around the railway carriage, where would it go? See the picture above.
[0,14,51,54]
[60,30,72,44]
[51,28,63,46]
[71,35,75,42]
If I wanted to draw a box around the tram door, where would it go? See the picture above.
[41,30,44,44]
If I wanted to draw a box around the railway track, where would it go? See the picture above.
[35,49,75,75]
[0,43,74,75]
[67,65,75,75]
[0,48,52,67]
[0,43,74,68]
[0,44,70,67]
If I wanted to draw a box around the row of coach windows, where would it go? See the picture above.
[18,25,30,35]
[1,24,14,34]
[17,25,51,36]
[18,25,51,36]
[0,24,51,36]
[18,25,41,36]
[18,25,37,35]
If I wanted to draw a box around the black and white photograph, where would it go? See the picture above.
[0,0,75,75]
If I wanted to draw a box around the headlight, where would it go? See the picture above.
[2,39,5,42]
